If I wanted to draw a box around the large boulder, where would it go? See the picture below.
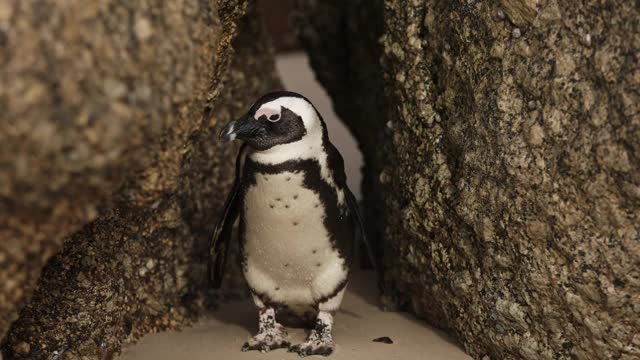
[0,0,280,358]
[296,0,639,359]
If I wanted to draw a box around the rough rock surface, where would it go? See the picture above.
[296,0,639,359]
[0,0,280,358]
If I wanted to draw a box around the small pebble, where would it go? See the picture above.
[373,336,394,344]
[134,17,153,41]
[14,341,31,355]
[512,28,521,38]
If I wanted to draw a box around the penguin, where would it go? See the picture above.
[208,91,374,357]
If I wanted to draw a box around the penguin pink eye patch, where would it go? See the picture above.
[254,107,280,121]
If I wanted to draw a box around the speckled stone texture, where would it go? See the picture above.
[0,0,280,358]
[296,0,639,359]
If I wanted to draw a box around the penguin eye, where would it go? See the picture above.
[268,113,281,122]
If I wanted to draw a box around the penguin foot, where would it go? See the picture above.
[288,337,334,357]
[241,307,290,352]
[241,328,290,353]
[289,311,335,357]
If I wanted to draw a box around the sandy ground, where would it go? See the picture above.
[119,272,470,360]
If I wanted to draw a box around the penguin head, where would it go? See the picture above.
[219,91,322,151]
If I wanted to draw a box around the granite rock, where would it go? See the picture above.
[0,0,280,358]
[296,0,639,358]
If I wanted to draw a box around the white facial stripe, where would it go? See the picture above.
[257,97,320,132]
[250,96,345,205]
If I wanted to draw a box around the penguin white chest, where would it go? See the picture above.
[242,170,346,305]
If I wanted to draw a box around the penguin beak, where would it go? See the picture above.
[219,120,239,142]
[219,115,264,142]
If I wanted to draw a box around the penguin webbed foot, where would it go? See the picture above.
[289,311,335,357]
[241,329,290,353]
[241,307,290,352]
[288,335,335,357]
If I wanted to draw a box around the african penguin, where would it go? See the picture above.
[208,91,373,357]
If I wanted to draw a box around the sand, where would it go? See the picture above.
[118,272,470,360]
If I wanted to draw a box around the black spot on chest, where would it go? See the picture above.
[239,157,354,264]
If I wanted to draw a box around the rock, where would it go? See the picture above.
[500,0,539,26]
[512,28,522,38]
[0,0,280,358]
[296,0,639,359]
[13,342,30,356]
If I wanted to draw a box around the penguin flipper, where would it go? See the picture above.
[324,141,380,283]
[345,188,377,271]
[345,189,386,293]
[208,143,248,288]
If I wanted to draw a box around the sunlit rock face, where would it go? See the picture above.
[0,0,280,358]
[296,0,639,358]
